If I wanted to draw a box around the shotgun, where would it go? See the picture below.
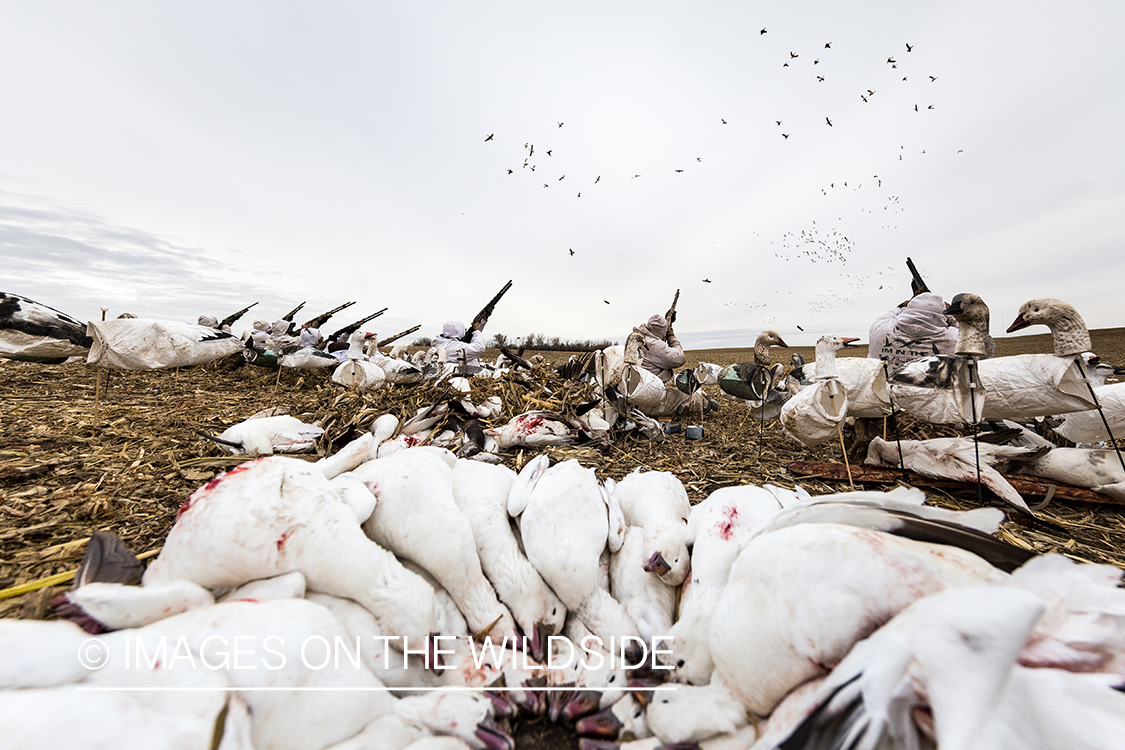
[462,280,513,342]
[327,308,388,341]
[219,302,258,329]
[302,301,356,330]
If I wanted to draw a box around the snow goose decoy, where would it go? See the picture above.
[352,448,519,643]
[921,297,1099,421]
[86,317,243,369]
[611,469,692,586]
[709,521,1006,716]
[780,335,856,447]
[451,459,566,661]
[890,291,994,424]
[0,291,92,362]
[507,456,640,652]
[143,456,445,658]
[332,330,387,389]
[717,329,788,403]
[786,338,891,418]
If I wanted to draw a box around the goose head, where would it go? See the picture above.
[813,335,859,380]
[1006,298,1091,356]
[945,292,993,357]
[754,329,789,366]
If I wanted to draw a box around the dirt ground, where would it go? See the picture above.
[1,331,1123,749]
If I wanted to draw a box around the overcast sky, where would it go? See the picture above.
[3,1,1122,349]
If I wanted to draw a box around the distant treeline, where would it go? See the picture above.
[409,332,617,352]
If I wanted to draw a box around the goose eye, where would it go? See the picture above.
[674,558,679,563]
[661,699,670,704]
[608,674,616,682]
[677,659,685,667]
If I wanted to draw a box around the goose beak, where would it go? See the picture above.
[578,740,620,750]
[776,335,788,348]
[576,706,625,738]
[841,337,860,347]
[629,677,663,706]
[548,683,576,722]
[943,297,964,316]
[643,551,671,576]
[473,716,515,750]
[485,690,519,719]
[561,690,603,722]
[530,621,548,663]
[519,676,548,715]
[1006,314,1029,333]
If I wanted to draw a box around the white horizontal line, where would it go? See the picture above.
[75,685,678,692]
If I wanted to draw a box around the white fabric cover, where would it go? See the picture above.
[621,365,668,409]
[892,356,988,424]
[332,359,386,390]
[1053,382,1125,443]
[373,355,424,384]
[780,379,848,447]
[86,319,243,369]
[894,353,1098,424]
[594,345,627,388]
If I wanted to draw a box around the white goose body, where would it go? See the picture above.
[508,457,639,648]
[450,459,566,658]
[865,435,1043,512]
[657,485,785,684]
[780,335,855,447]
[1008,446,1125,502]
[612,469,692,585]
[143,456,443,651]
[485,411,577,450]
[1053,381,1125,443]
[609,526,676,644]
[765,584,1125,750]
[61,579,214,631]
[710,522,1005,716]
[216,414,324,455]
[352,448,518,642]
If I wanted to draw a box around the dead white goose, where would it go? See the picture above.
[332,330,387,389]
[611,469,692,586]
[200,413,324,455]
[1052,379,1125,443]
[865,435,1043,512]
[1007,446,1125,501]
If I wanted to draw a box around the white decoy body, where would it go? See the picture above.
[612,469,692,585]
[143,457,443,653]
[508,457,639,648]
[710,522,1005,716]
[280,347,339,369]
[656,485,786,684]
[450,459,566,659]
[85,317,244,369]
[214,414,324,455]
[780,335,856,447]
[352,448,518,642]
[333,331,387,389]
[896,298,1099,423]
[787,339,890,418]
[0,291,91,360]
